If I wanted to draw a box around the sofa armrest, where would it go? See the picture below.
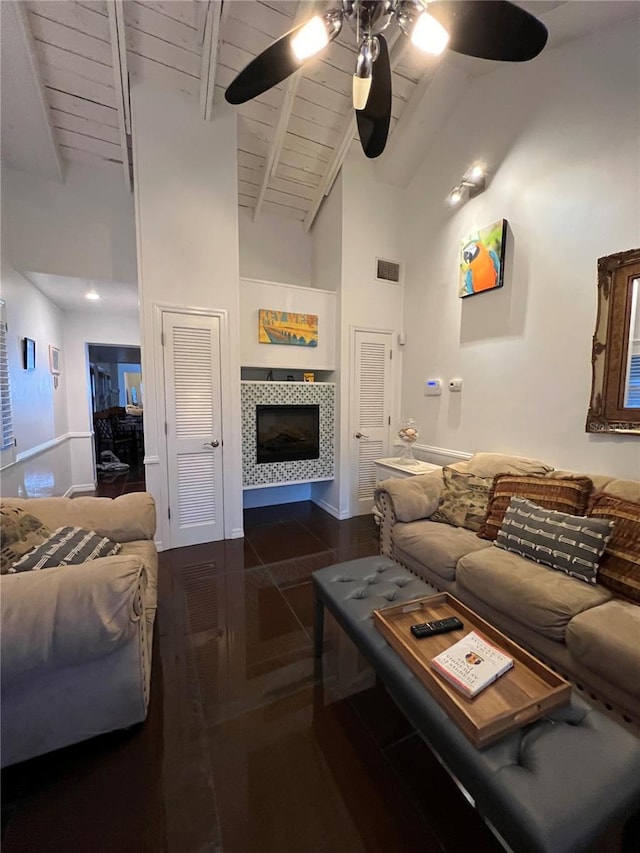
[1,555,147,685]
[0,493,157,543]
[375,473,444,559]
[375,472,443,523]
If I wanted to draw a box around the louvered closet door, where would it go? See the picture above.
[163,312,224,546]
[351,330,392,516]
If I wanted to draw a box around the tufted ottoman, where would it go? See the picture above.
[313,556,640,853]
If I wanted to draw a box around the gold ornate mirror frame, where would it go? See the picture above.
[586,247,640,434]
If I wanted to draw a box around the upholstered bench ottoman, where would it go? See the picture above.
[312,556,640,853]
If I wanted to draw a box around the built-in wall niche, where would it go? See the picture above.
[240,278,336,371]
[240,367,334,382]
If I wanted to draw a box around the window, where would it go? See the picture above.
[626,353,640,408]
[0,300,15,464]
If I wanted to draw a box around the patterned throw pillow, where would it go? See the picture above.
[0,507,51,574]
[478,474,593,541]
[431,467,494,532]
[588,493,640,603]
[9,527,121,573]
[496,497,615,584]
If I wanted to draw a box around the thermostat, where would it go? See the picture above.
[424,378,442,396]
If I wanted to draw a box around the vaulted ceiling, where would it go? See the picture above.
[1,1,637,230]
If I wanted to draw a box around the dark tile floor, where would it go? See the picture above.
[2,502,631,852]
[93,458,146,498]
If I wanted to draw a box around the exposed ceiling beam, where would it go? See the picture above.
[195,0,209,47]
[10,2,64,182]
[304,33,409,232]
[253,1,316,221]
[106,0,131,190]
[200,1,224,121]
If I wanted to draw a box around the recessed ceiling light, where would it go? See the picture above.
[448,188,463,205]
[86,291,100,301]
[468,164,484,181]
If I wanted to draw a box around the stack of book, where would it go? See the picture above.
[431,631,513,698]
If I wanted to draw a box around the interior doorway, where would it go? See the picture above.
[88,344,145,496]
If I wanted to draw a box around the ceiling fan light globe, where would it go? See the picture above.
[353,74,372,110]
[291,16,330,61]
[411,12,449,55]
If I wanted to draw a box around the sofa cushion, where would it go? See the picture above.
[587,493,640,603]
[0,507,51,574]
[452,452,553,478]
[431,467,494,532]
[394,519,491,582]
[10,527,121,572]
[566,600,640,699]
[456,547,612,642]
[495,497,614,584]
[478,474,593,541]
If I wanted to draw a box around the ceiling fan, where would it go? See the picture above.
[225,1,548,159]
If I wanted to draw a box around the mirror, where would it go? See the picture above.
[586,247,640,434]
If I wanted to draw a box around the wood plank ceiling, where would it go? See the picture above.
[22,0,438,229]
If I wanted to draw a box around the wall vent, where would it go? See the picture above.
[375,257,402,284]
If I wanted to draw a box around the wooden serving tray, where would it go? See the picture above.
[373,592,571,748]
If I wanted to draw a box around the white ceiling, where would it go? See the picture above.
[24,272,139,312]
[2,1,638,230]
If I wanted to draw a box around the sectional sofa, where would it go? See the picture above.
[375,452,640,725]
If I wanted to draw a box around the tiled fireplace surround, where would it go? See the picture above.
[241,381,335,488]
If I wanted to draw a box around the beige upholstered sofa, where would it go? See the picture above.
[375,453,640,726]
[0,493,157,767]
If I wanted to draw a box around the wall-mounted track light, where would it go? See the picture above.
[447,163,486,206]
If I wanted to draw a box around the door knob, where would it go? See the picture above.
[203,440,220,448]
[354,432,370,439]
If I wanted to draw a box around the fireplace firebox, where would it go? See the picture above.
[256,404,320,464]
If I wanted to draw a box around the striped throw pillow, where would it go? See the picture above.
[588,494,640,603]
[478,474,593,541]
[9,527,121,572]
[495,497,615,584]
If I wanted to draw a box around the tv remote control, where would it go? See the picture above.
[410,617,463,638]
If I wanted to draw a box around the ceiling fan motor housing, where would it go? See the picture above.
[345,1,397,36]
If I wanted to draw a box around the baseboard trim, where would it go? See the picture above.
[63,482,97,498]
[230,527,244,539]
[313,497,349,520]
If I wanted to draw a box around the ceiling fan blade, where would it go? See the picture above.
[225,22,307,105]
[356,34,391,159]
[427,0,548,62]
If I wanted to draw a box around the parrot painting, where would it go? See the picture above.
[461,241,501,296]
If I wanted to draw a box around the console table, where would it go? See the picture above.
[374,457,441,481]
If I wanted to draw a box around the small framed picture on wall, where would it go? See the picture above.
[23,337,36,370]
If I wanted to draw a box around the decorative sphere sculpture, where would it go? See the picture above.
[397,419,419,464]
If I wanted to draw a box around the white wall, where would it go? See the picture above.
[239,208,312,286]
[63,309,141,489]
[400,21,640,479]
[312,155,406,517]
[131,80,243,545]
[2,163,136,283]
[0,258,72,496]
[1,162,138,496]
